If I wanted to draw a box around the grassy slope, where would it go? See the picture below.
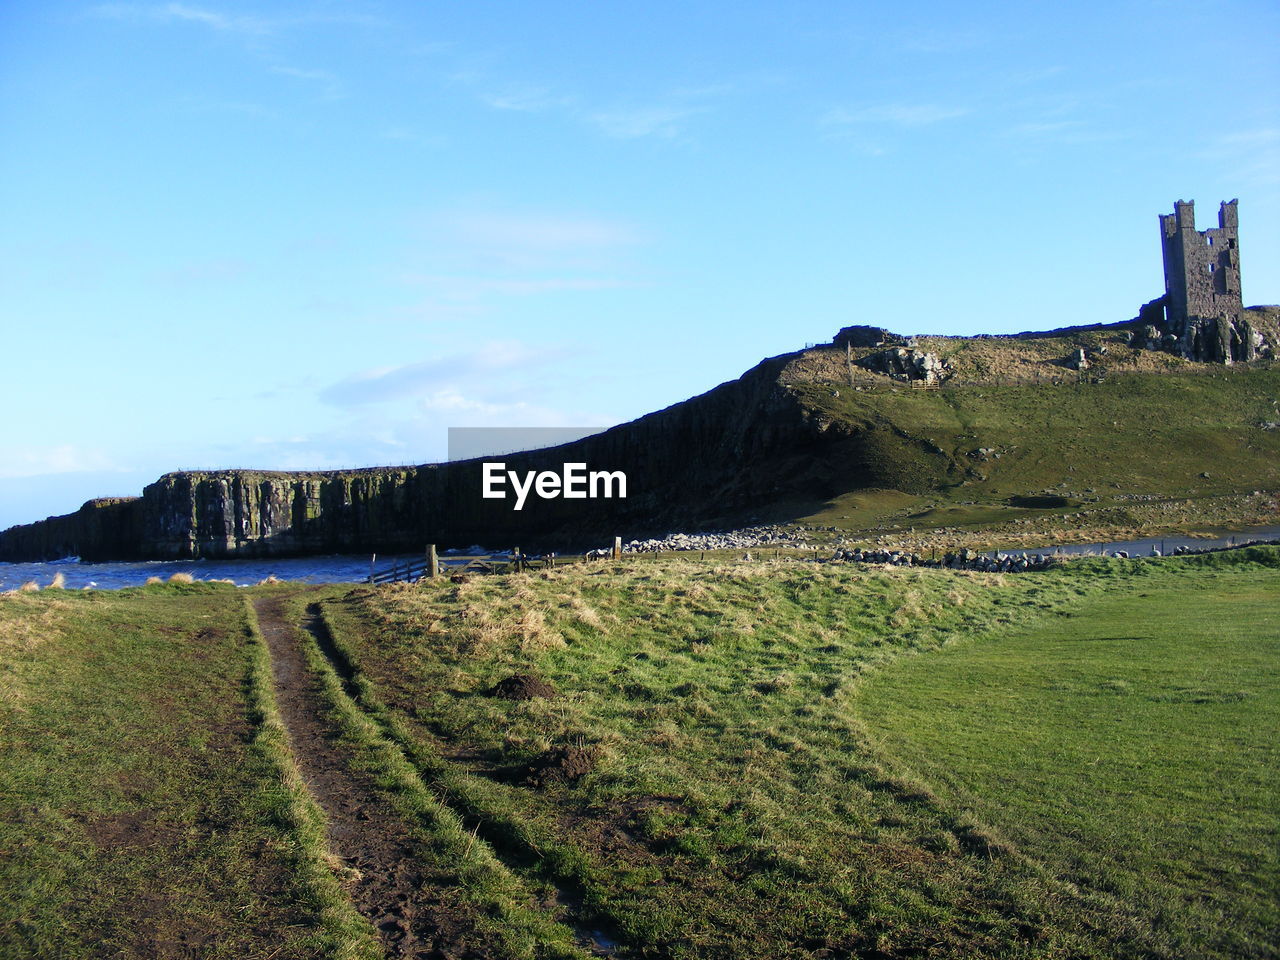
[785,363,1280,544]
[312,550,1280,958]
[857,551,1280,959]
[3,554,1273,958]
[0,583,346,959]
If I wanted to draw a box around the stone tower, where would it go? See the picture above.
[1157,199,1254,363]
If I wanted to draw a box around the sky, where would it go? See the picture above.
[1,0,1278,529]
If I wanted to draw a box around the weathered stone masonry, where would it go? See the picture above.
[1136,199,1264,364]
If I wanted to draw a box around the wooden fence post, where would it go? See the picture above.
[368,553,376,583]
[613,536,622,561]
[426,544,439,579]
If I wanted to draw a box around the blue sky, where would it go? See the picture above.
[2,0,1277,528]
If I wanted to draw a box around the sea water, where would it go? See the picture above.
[3,526,1278,591]
[0,550,504,591]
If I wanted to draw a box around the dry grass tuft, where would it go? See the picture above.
[569,597,604,629]
[168,572,195,584]
[518,608,565,652]
[47,572,66,590]
[19,581,40,593]
[144,576,163,586]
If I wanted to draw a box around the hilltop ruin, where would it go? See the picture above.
[1134,200,1270,364]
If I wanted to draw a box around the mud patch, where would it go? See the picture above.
[254,594,500,960]
[524,745,600,787]
[84,810,177,850]
[490,673,557,700]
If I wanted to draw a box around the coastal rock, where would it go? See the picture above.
[856,347,950,384]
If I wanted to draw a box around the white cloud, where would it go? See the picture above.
[588,105,701,140]
[387,209,644,312]
[89,3,384,36]
[271,65,343,99]
[479,85,569,113]
[449,212,640,259]
[320,340,572,408]
[897,28,989,54]
[91,3,272,35]
[0,445,121,479]
[1200,127,1280,187]
[822,103,970,128]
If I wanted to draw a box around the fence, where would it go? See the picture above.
[368,539,624,584]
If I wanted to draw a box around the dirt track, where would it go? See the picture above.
[252,594,491,960]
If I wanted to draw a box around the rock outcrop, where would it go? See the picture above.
[0,498,143,562]
[1127,310,1270,364]
[1,349,959,561]
[856,347,950,383]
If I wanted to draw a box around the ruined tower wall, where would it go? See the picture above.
[1161,199,1242,328]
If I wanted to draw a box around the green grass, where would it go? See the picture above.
[3,552,1274,958]
[307,553,1280,958]
[857,555,1280,959]
[785,367,1280,543]
[266,589,590,959]
[0,582,333,959]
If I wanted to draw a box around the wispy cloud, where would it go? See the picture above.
[1002,116,1129,146]
[822,103,970,129]
[374,208,645,325]
[320,341,571,408]
[177,96,277,118]
[401,275,630,296]
[157,256,251,285]
[450,212,639,254]
[897,27,989,54]
[449,55,734,141]
[89,3,384,36]
[588,106,701,140]
[1199,126,1280,187]
[271,65,343,99]
[91,3,273,35]
[479,84,570,113]
[381,126,448,148]
[0,444,120,479]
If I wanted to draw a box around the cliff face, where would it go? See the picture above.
[2,353,900,560]
[0,498,143,562]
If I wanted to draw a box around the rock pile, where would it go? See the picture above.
[622,525,816,553]
[856,347,949,383]
[832,547,1060,572]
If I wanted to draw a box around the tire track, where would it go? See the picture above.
[252,594,492,960]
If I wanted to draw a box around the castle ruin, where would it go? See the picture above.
[1136,199,1261,363]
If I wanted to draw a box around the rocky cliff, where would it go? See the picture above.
[2,351,932,560]
[5,321,1277,563]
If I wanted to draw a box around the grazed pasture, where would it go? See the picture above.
[1,549,1276,958]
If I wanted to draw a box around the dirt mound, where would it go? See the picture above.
[489,674,556,700]
[523,745,600,787]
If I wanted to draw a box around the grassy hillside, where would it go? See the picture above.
[780,350,1280,546]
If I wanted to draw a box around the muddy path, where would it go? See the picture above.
[252,593,493,960]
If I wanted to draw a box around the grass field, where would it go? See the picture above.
[857,554,1280,959]
[0,582,367,959]
[1,550,1276,958]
